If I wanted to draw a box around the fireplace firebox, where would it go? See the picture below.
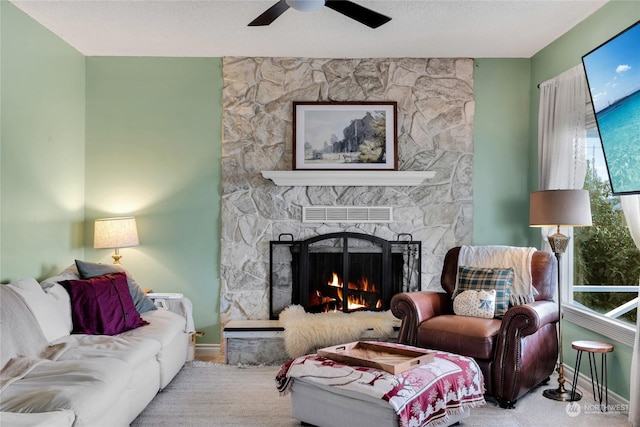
[270,232,421,319]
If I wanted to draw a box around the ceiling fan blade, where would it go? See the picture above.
[248,0,290,26]
[325,0,391,29]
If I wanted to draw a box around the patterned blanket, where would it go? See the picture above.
[276,342,485,427]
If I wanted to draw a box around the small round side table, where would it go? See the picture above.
[570,340,614,411]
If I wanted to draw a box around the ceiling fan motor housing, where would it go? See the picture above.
[286,0,325,12]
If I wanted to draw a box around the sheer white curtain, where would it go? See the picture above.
[621,195,640,426]
[538,65,588,191]
[537,65,588,288]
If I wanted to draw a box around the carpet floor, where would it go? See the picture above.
[131,361,630,426]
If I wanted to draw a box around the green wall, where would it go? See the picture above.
[528,1,640,400]
[85,57,223,343]
[472,58,531,246]
[0,1,86,281]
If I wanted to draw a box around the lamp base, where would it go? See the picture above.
[543,386,582,402]
[112,248,122,264]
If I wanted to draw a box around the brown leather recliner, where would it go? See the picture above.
[391,246,559,408]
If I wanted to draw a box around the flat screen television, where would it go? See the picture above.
[582,20,640,196]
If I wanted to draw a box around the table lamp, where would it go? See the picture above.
[530,189,592,402]
[94,217,139,264]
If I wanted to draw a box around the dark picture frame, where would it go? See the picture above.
[293,101,398,170]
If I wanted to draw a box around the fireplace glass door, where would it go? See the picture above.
[305,235,385,313]
[270,232,421,319]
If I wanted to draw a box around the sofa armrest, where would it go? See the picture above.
[390,292,451,346]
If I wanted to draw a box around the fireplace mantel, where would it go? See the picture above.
[261,170,435,187]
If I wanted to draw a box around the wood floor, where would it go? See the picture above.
[195,353,225,363]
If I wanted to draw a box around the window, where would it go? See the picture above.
[572,128,639,328]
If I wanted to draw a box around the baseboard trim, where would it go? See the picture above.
[195,344,221,356]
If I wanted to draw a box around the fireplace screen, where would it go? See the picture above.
[270,232,420,319]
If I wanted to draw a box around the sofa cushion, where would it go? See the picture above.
[0,357,130,426]
[75,259,157,314]
[454,266,514,317]
[53,334,161,368]
[60,273,148,335]
[0,410,75,427]
[453,289,496,319]
[126,309,186,347]
[416,314,502,360]
[6,278,69,343]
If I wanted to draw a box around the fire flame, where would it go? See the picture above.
[328,273,341,287]
[323,272,381,311]
[327,273,378,292]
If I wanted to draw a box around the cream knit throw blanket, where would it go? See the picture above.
[458,245,537,305]
[279,305,399,358]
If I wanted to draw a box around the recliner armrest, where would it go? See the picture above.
[390,292,451,346]
[500,300,559,338]
[493,299,560,404]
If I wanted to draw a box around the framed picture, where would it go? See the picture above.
[293,101,398,170]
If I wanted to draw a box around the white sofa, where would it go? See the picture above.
[0,262,190,426]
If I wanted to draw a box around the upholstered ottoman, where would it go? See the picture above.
[276,342,485,427]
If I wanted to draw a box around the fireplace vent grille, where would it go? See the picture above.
[302,206,393,223]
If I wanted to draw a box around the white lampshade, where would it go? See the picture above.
[286,0,325,12]
[529,189,592,227]
[94,217,139,249]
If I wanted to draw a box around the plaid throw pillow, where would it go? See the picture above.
[454,266,514,317]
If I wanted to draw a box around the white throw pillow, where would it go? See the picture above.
[7,277,70,342]
[453,289,496,319]
[41,283,73,333]
[39,265,80,333]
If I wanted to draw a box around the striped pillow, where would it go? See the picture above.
[454,266,514,317]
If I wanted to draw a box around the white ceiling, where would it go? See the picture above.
[10,0,609,58]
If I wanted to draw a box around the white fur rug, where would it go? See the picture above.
[279,305,400,358]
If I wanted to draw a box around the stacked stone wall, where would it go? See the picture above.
[221,57,474,324]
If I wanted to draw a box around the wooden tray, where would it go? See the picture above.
[317,341,434,374]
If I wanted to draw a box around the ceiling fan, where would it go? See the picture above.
[248,0,391,29]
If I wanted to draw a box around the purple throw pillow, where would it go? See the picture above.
[61,272,148,335]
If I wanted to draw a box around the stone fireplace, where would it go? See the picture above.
[220,57,474,326]
[270,232,421,319]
